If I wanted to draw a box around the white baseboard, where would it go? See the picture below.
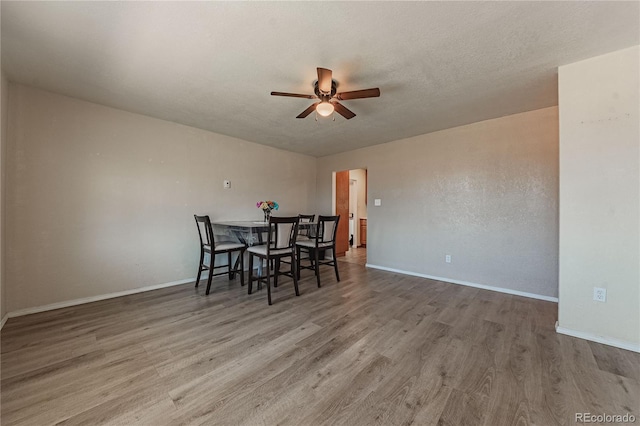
[6,277,199,319]
[555,322,640,353]
[0,314,8,331]
[364,263,558,303]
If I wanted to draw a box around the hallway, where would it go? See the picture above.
[340,246,366,266]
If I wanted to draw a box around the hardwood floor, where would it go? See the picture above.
[342,246,366,265]
[1,261,638,425]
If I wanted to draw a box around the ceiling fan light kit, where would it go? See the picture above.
[271,67,380,120]
[316,102,335,117]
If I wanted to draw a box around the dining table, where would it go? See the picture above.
[212,220,274,247]
[211,220,317,275]
[212,220,316,245]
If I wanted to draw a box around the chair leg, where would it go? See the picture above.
[266,257,272,305]
[274,259,280,288]
[296,246,301,280]
[228,252,233,280]
[333,246,340,282]
[248,253,254,294]
[292,254,300,297]
[240,250,245,286]
[312,249,319,276]
[195,249,204,287]
[314,247,321,288]
[205,253,215,295]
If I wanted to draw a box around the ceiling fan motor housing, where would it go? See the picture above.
[314,80,338,101]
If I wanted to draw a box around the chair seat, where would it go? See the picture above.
[214,241,245,252]
[295,240,334,249]
[247,245,292,257]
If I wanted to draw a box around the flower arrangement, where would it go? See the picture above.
[257,200,279,222]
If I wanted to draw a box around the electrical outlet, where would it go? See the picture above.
[223,180,231,189]
[445,254,451,263]
[593,287,606,302]
[374,199,381,206]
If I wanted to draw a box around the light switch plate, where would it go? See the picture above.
[374,199,381,206]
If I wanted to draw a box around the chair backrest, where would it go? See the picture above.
[268,216,299,251]
[298,214,315,238]
[315,215,340,245]
[194,215,215,247]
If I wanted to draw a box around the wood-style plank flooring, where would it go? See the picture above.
[1,260,638,425]
[342,246,367,266]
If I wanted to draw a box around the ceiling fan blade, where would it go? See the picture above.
[333,102,356,120]
[296,102,320,118]
[271,91,316,99]
[336,88,381,100]
[317,68,333,93]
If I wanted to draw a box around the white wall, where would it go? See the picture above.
[348,168,367,247]
[317,107,559,298]
[6,84,317,312]
[1,71,8,322]
[349,169,367,219]
[558,46,639,349]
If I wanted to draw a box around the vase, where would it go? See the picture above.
[263,209,271,222]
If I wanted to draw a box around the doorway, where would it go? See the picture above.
[334,168,367,265]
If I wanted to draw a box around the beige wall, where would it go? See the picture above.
[6,84,317,312]
[558,46,639,347]
[1,71,8,321]
[317,107,559,298]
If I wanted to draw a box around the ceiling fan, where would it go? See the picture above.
[271,67,380,120]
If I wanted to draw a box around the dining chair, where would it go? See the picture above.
[283,214,316,271]
[296,215,340,288]
[247,216,300,305]
[296,214,316,240]
[194,215,246,295]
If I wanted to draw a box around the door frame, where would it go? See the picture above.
[332,168,368,255]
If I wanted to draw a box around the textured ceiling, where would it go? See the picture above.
[2,2,638,157]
